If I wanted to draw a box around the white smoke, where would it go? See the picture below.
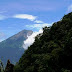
[23,29,43,50]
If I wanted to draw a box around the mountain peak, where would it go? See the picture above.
[9,30,33,41]
[0,29,33,66]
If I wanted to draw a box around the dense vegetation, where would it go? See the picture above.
[14,12,72,72]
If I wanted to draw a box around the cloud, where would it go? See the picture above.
[23,23,51,50]
[0,14,37,21]
[13,14,37,21]
[34,20,44,23]
[67,4,72,12]
[23,29,43,50]
[0,15,6,20]
[26,23,51,29]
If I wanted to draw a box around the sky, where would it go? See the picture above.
[0,0,72,41]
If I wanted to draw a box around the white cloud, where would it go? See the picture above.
[67,4,72,12]
[13,14,37,21]
[34,20,44,23]
[23,29,43,50]
[0,14,37,21]
[26,23,51,29]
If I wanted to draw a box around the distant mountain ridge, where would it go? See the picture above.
[0,29,33,66]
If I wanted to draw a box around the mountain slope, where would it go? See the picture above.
[0,30,33,65]
[14,12,72,72]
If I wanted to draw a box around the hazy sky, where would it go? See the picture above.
[0,0,72,41]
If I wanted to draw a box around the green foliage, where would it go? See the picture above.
[14,12,72,72]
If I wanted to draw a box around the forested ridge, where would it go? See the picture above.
[13,12,72,72]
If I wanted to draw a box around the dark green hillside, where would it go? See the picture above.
[0,30,33,65]
[14,12,72,72]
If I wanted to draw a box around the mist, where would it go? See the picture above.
[23,29,43,50]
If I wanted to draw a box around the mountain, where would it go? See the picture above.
[14,12,72,72]
[0,30,33,66]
